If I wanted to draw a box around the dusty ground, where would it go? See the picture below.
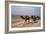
[11,17,41,28]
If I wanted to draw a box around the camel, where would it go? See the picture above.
[20,16,30,23]
[31,16,40,23]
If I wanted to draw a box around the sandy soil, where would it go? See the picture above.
[11,17,41,28]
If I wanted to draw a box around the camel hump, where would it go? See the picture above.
[25,16,29,18]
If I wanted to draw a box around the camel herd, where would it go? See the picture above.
[20,16,40,24]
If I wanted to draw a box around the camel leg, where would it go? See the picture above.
[24,20,26,23]
[27,20,30,24]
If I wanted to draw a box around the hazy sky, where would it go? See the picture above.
[11,6,41,16]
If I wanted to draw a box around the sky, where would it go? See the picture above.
[11,6,41,16]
